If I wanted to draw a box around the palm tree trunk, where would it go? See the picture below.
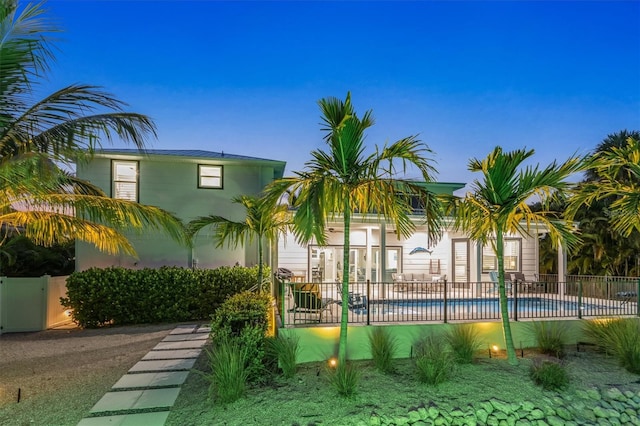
[338,207,351,365]
[496,229,518,365]
[257,237,263,293]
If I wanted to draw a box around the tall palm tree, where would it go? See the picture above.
[264,93,443,365]
[0,1,187,255]
[442,146,584,365]
[187,195,290,291]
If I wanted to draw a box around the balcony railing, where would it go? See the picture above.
[277,277,640,327]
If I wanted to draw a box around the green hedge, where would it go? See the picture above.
[210,291,273,383]
[61,265,269,328]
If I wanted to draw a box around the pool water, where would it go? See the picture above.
[369,297,617,316]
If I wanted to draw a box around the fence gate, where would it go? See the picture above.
[0,275,69,335]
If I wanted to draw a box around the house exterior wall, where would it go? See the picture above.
[76,153,284,271]
[277,223,541,283]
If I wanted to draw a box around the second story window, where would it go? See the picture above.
[199,165,223,189]
[112,160,138,201]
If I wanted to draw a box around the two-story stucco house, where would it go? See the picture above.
[75,149,286,271]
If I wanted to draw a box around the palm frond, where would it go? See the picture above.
[0,210,137,256]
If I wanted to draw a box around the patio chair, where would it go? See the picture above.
[488,271,512,295]
[335,280,368,314]
[289,283,335,323]
[511,272,546,293]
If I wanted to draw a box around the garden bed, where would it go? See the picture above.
[167,345,640,425]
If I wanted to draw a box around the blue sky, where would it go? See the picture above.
[43,0,639,184]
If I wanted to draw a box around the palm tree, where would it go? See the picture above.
[0,1,187,256]
[565,131,640,275]
[568,135,640,239]
[187,195,290,291]
[264,93,443,365]
[442,146,585,365]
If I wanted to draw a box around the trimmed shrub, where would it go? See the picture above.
[413,335,454,385]
[61,265,267,327]
[583,318,640,374]
[210,291,273,383]
[327,361,360,397]
[529,358,569,390]
[266,334,300,378]
[445,323,482,364]
[368,327,397,373]
[531,321,567,359]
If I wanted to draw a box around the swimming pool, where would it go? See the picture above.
[362,297,627,322]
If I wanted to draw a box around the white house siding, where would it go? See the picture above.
[277,225,542,284]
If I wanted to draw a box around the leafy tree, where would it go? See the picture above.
[187,195,290,292]
[566,131,640,276]
[0,1,186,258]
[442,147,584,365]
[0,234,74,277]
[264,93,442,365]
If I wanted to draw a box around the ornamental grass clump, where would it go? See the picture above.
[203,337,249,403]
[583,318,640,374]
[529,358,569,390]
[445,323,482,364]
[266,334,300,378]
[327,361,360,397]
[531,321,567,359]
[413,335,454,385]
[368,327,397,373]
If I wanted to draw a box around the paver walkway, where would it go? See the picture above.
[77,324,209,426]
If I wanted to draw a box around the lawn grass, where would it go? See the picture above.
[166,345,640,425]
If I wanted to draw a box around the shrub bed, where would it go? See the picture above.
[61,265,268,327]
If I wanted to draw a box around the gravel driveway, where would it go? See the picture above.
[0,323,181,425]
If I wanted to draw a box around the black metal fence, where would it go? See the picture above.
[278,277,640,327]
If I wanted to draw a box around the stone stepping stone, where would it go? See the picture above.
[162,333,208,342]
[169,325,198,334]
[196,325,211,333]
[128,358,195,373]
[153,340,207,350]
[112,371,190,389]
[78,411,169,425]
[89,388,180,413]
[142,349,201,360]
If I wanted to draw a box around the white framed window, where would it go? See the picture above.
[482,238,521,272]
[112,160,138,201]
[199,164,223,189]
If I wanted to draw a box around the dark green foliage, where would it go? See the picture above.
[445,323,482,364]
[529,358,569,390]
[368,327,397,373]
[531,321,567,359]
[266,334,300,378]
[327,361,360,397]
[583,318,640,374]
[61,265,267,328]
[0,235,74,277]
[202,337,249,403]
[413,335,454,385]
[210,291,273,383]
